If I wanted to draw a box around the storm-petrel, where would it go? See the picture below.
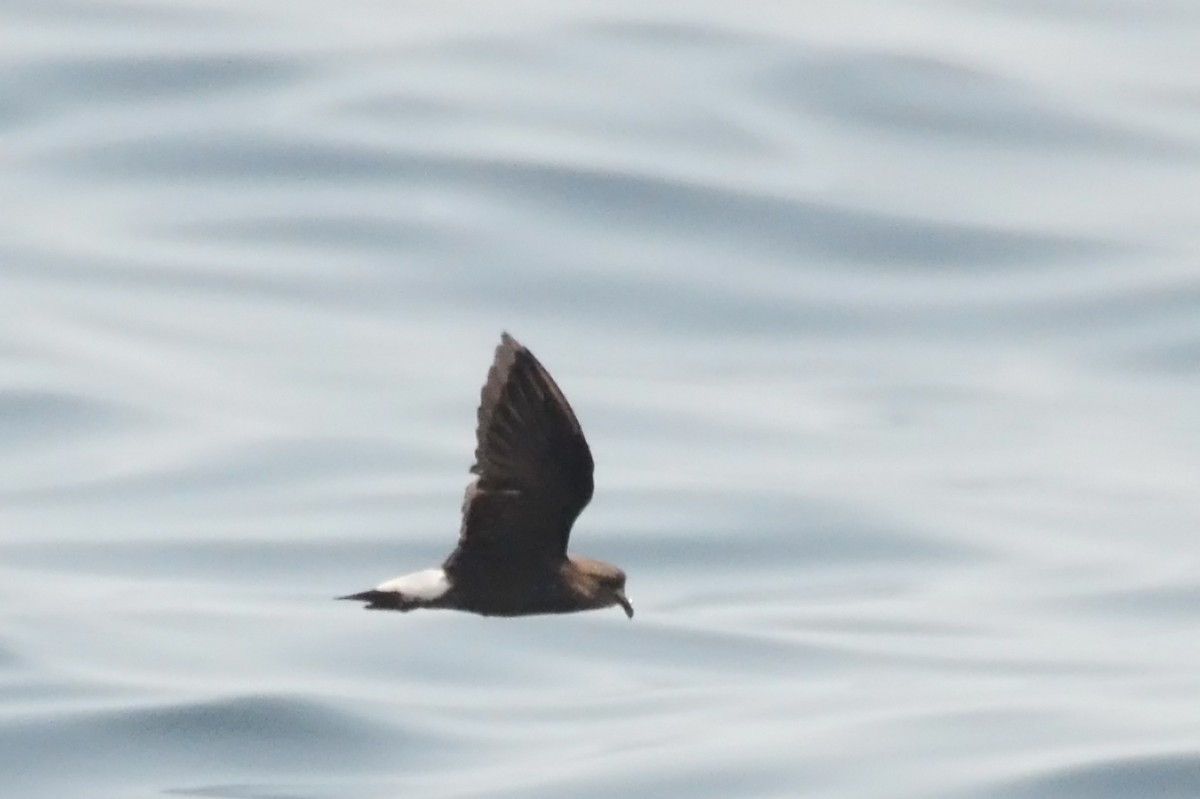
[338,333,632,618]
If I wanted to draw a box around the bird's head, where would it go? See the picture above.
[569,557,634,619]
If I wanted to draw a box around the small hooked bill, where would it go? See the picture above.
[614,590,634,619]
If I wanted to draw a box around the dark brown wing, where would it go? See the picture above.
[442,333,594,575]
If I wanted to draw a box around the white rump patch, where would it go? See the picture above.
[375,568,451,601]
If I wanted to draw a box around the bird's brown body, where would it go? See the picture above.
[339,333,632,619]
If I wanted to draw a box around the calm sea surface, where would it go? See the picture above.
[3,2,1200,797]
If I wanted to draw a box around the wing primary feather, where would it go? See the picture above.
[445,333,595,575]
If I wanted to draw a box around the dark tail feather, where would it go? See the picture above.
[336,589,418,611]
[337,590,378,601]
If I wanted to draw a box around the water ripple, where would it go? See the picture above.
[970,750,1200,799]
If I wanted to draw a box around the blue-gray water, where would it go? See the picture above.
[3,2,1200,797]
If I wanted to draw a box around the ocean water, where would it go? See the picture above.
[3,1,1200,797]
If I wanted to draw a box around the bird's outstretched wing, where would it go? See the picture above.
[443,333,594,575]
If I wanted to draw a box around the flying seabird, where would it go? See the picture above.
[338,332,633,619]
